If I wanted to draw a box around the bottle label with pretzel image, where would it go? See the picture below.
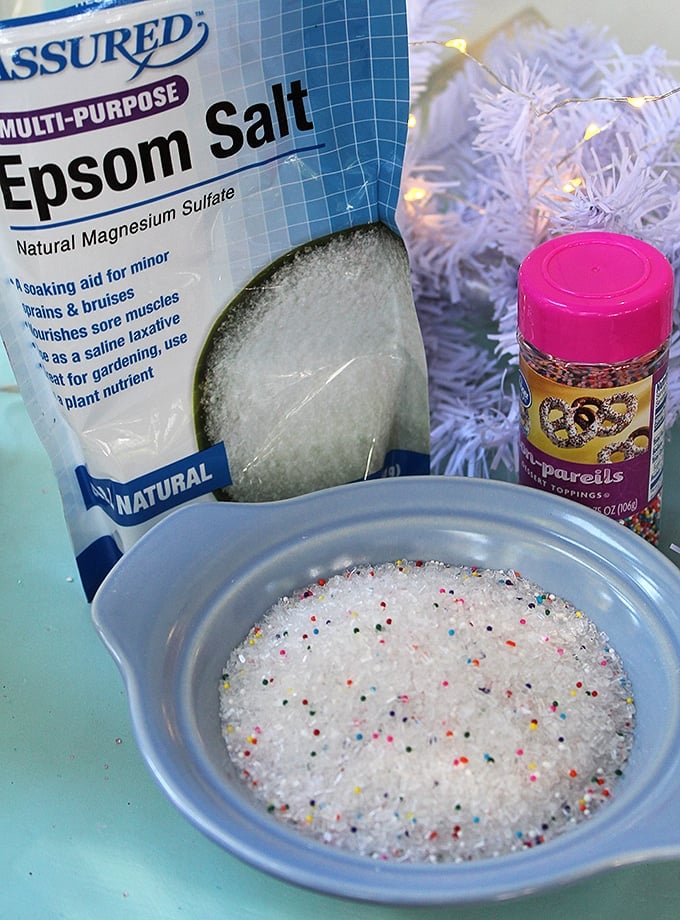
[518,354,668,541]
[516,231,673,545]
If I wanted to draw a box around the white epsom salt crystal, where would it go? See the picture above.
[197,225,429,502]
[219,560,635,862]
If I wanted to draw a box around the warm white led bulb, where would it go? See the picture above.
[445,38,467,53]
[562,178,583,194]
[403,186,428,203]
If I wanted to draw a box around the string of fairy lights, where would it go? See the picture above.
[404,37,680,204]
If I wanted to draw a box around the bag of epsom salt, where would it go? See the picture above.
[0,0,430,599]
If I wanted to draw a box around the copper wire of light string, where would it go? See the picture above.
[408,39,680,117]
[404,41,680,212]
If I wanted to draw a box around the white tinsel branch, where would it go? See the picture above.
[407,0,470,102]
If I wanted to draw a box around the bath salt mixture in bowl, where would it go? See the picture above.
[219,561,635,862]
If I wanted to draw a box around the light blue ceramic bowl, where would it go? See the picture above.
[91,477,680,906]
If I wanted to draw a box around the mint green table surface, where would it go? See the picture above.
[2,343,679,920]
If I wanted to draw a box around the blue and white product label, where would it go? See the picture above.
[0,0,430,599]
[76,443,230,525]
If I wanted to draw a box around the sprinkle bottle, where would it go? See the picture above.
[517,232,674,544]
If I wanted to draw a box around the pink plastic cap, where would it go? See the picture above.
[518,232,674,364]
